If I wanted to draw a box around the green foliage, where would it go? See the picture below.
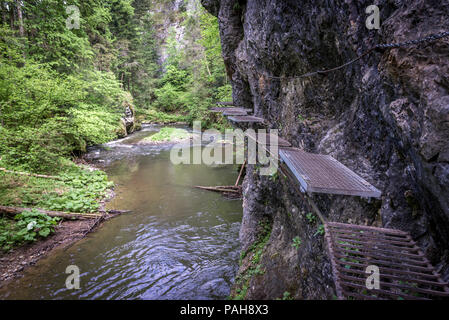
[40,169,113,213]
[144,127,191,142]
[145,2,231,128]
[282,291,292,300]
[0,209,60,251]
[306,212,316,224]
[233,219,271,300]
[314,224,325,236]
[139,109,188,124]
[0,60,125,173]
[0,166,113,214]
[292,236,302,249]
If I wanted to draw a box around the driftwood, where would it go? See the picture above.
[194,185,241,193]
[235,160,246,187]
[0,167,64,181]
[0,205,103,220]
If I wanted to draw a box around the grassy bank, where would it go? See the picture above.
[0,163,113,252]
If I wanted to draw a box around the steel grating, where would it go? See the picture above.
[325,222,449,300]
[209,107,252,113]
[227,115,265,123]
[222,109,248,116]
[216,101,234,106]
[246,132,292,147]
[279,148,381,198]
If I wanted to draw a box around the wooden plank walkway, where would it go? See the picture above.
[325,222,449,300]
[279,147,381,198]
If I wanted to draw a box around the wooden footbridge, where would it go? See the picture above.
[207,103,449,300]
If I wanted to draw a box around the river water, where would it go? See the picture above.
[0,125,243,300]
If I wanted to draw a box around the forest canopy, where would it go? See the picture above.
[0,0,230,174]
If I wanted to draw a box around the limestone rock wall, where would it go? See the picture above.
[202,0,449,299]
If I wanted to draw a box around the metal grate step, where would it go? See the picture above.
[227,115,265,123]
[216,101,234,106]
[279,148,381,198]
[209,107,251,113]
[222,109,248,116]
[325,222,449,300]
[246,132,292,147]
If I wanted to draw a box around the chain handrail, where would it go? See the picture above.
[263,31,449,80]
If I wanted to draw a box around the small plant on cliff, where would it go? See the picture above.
[233,219,272,300]
[306,212,316,224]
[269,170,279,182]
[292,236,302,249]
[282,291,293,300]
[314,224,325,237]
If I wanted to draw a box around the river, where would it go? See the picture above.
[0,125,243,300]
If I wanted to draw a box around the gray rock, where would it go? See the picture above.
[203,0,449,298]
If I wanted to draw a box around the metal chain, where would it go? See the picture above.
[264,31,449,80]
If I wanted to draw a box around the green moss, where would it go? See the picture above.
[231,218,272,300]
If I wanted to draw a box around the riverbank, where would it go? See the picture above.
[0,160,118,286]
[0,124,243,300]
[0,124,189,288]
[0,218,99,285]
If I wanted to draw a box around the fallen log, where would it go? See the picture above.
[101,209,131,214]
[0,168,63,181]
[0,205,102,220]
[194,186,241,193]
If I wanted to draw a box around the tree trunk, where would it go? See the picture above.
[9,1,15,29]
[1,2,7,25]
[15,0,24,37]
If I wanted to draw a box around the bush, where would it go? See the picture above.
[153,83,183,112]
[0,210,60,251]
[0,59,129,173]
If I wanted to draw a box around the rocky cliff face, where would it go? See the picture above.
[202,0,449,299]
